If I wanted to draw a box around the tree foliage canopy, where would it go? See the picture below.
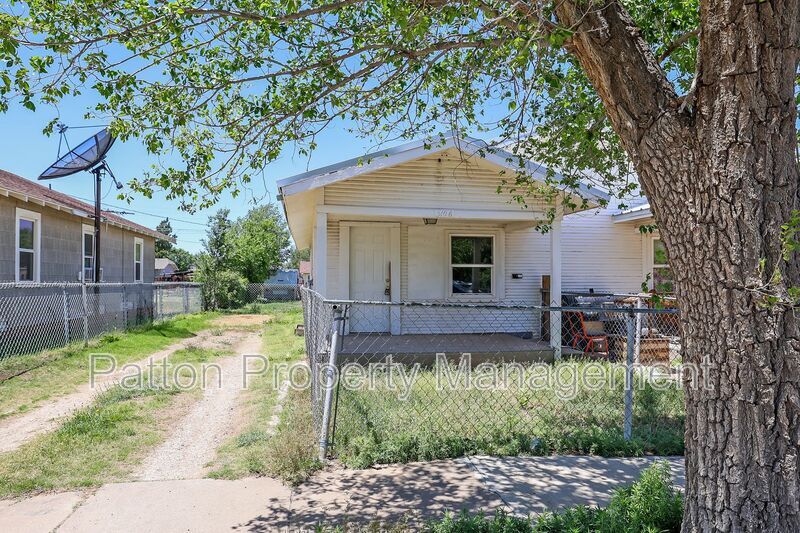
[0,0,707,211]
[227,204,291,282]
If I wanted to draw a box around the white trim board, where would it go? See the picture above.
[318,204,549,222]
[133,237,144,283]
[15,207,42,282]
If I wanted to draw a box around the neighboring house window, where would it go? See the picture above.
[82,225,95,282]
[134,238,143,282]
[652,237,674,293]
[15,208,41,282]
[450,235,493,295]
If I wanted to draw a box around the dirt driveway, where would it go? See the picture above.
[0,330,244,455]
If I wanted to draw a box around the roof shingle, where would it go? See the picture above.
[0,169,173,241]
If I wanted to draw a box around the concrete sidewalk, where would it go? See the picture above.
[0,455,684,532]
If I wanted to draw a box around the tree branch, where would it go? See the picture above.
[658,28,699,62]
[553,1,680,150]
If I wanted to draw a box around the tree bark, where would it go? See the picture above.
[554,0,800,530]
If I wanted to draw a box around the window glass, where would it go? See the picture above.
[134,241,143,281]
[451,236,492,265]
[19,251,34,281]
[84,233,94,256]
[653,238,668,265]
[18,219,34,250]
[451,236,493,294]
[452,267,492,293]
[83,231,94,281]
[654,267,674,293]
[652,238,673,292]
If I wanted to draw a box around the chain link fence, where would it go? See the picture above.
[0,282,203,359]
[300,287,685,466]
[243,283,302,304]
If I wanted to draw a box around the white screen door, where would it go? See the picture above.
[349,225,391,332]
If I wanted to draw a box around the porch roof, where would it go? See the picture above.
[612,203,653,223]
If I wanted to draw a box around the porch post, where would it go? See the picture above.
[313,211,328,297]
[549,206,563,359]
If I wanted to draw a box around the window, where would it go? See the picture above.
[82,225,95,282]
[134,238,143,282]
[450,235,493,295]
[15,208,41,282]
[652,238,674,293]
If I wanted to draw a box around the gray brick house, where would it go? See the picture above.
[0,169,170,283]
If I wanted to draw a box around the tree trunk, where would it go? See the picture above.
[555,0,800,530]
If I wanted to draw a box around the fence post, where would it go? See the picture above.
[122,284,127,331]
[634,296,643,364]
[61,284,70,344]
[624,311,635,440]
[81,283,89,347]
[183,284,189,314]
[319,305,344,462]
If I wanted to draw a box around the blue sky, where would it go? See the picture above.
[0,97,380,253]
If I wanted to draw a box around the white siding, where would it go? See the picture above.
[326,218,342,298]
[562,208,644,293]
[505,227,550,305]
[330,219,546,335]
[323,149,548,214]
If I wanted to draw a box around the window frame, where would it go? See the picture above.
[82,224,95,282]
[15,208,41,283]
[133,237,144,283]
[646,233,673,293]
[448,233,496,299]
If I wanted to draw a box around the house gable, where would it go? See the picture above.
[322,148,550,213]
[278,135,609,249]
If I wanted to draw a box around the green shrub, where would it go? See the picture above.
[198,269,248,310]
[429,462,683,532]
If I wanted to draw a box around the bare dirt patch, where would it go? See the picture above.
[135,333,264,481]
[0,330,246,455]
[211,314,273,329]
[135,334,261,481]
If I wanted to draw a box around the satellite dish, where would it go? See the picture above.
[39,127,115,180]
[38,125,122,285]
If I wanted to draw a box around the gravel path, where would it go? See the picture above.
[0,331,240,455]
[135,333,263,481]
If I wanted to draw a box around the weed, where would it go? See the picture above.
[428,462,683,532]
[332,361,684,468]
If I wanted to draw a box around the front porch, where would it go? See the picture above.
[338,332,568,366]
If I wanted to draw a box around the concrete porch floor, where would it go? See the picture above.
[338,333,576,365]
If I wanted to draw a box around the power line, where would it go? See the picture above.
[72,195,210,227]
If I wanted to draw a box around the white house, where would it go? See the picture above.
[559,198,672,295]
[277,135,622,353]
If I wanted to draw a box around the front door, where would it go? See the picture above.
[349,225,391,332]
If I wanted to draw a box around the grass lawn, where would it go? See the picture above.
[208,301,320,484]
[0,346,229,497]
[332,361,685,468]
[0,312,217,420]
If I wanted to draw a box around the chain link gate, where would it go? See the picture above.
[300,288,685,464]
